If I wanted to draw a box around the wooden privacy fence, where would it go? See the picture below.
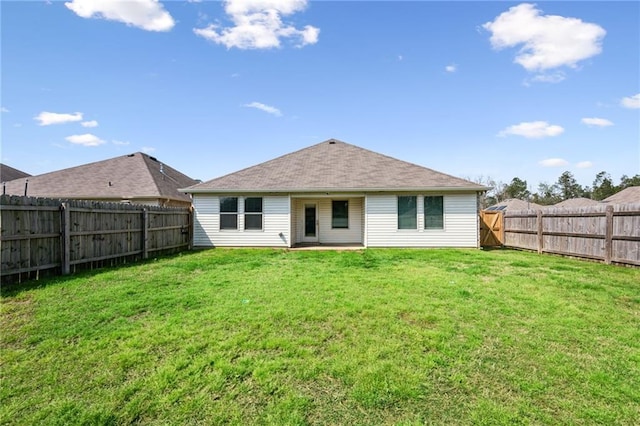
[1,195,192,283]
[504,203,640,266]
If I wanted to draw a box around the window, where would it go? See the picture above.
[244,197,263,230]
[424,196,444,229]
[332,200,349,228]
[398,196,417,229]
[220,197,238,230]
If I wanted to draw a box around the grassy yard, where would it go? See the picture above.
[1,248,639,425]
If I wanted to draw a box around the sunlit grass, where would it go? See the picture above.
[2,248,639,424]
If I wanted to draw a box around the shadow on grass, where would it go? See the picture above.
[0,249,209,298]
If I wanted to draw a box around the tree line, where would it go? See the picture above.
[475,171,640,208]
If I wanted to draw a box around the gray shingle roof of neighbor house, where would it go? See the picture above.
[602,186,640,204]
[0,164,31,182]
[4,152,198,203]
[183,139,488,193]
[551,197,601,208]
[485,198,543,211]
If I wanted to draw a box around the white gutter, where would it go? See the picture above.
[180,186,489,194]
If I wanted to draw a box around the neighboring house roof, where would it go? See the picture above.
[0,164,31,182]
[184,139,486,193]
[4,152,198,203]
[551,197,601,208]
[602,186,640,205]
[485,198,543,211]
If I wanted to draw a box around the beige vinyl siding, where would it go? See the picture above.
[192,195,290,247]
[289,195,296,247]
[292,198,363,244]
[192,195,218,247]
[317,198,363,244]
[365,193,478,247]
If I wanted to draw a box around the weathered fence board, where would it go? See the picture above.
[1,195,192,283]
[504,203,640,267]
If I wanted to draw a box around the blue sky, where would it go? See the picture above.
[1,0,638,190]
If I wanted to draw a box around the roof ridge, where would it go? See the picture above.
[185,139,487,192]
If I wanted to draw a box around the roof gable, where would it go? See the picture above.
[186,139,485,192]
[4,153,197,202]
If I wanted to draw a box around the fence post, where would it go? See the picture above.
[537,210,543,254]
[142,208,149,260]
[61,202,71,275]
[604,205,613,264]
[188,206,194,250]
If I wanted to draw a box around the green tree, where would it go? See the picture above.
[532,182,561,205]
[468,175,506,208]
[591,171,616,201]
[503,177,530,200]
[619,174,640,189]
[556,171,585,200]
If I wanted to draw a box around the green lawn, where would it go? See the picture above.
[2,248,639,425]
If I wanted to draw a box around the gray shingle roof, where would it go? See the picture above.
[552,197,601,208]
[0,164,31,182]
[485,198,543,211]
[4,153,197,203]
[603,186,640,204]
[184,139,486,193]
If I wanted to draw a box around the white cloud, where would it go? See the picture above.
[142,146,156,153]
[243,101,282,117]
[65,0,175,32]
[112,140,130,146]
[34,111,83,126]
[527,72,566,85]
[398,55,403,61]
[65,133,106,147]
[539,158,569,167]
[483,3,605,72]
[81,120,99,128]
[1,107,9,113]
[576,161,593,169]
[445,64,457,73]
[621,93,640,109]
[194,0,319,49]
[581,117,613,127]
[498,121,564,138]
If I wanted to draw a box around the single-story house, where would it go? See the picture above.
[4,152,198,207]
[182,139,488,248]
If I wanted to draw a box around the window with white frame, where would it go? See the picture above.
[332,200,349,228]
[220,197,238,230]
[398,196,417,229]
[424,196,444,229]
[244,197,263,230]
